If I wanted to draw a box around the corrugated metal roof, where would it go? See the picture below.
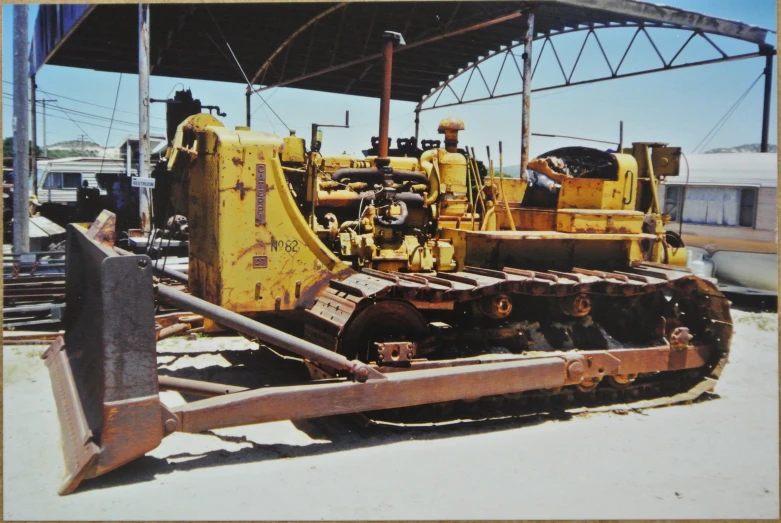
[31,1,773,103]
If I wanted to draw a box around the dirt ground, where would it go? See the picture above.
[3,307,778,520]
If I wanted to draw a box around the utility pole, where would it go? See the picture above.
[79,134,88,153]
[39,98,56,156]
[13,5,30,253]
[138,4,153,233]
[30,75,37,196]
[520,13,534,179]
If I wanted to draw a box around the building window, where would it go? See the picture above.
[665,185,756,227]
[42,172,82,189]
[664,186,682,222]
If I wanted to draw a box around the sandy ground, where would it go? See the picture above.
[3,308,778,520]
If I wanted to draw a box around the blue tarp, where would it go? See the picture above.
[30,4,93,76]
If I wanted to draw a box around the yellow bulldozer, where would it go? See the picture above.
[42,32,731,495]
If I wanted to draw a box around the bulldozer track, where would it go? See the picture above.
[302,262,732,422]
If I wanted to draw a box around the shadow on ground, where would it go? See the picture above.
[77,406,559,494]
[74,346,718,494]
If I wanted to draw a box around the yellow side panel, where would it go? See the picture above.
[556,209,644,234]
[498,178,529,203]
[558,178,608,209]
[513,208,557,231]
[188,126,352,314]
[557,154,638,211]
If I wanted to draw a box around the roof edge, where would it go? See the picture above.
[548,0,771,46]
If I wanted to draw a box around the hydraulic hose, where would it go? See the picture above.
[332,167,428,186]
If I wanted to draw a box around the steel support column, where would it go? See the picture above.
[126,141,131,177]
[138,4,153,232]
[414,106,421,142]
[760,52,774,153]
[520,13,534,178]
[13,5,30,253]
[245,90,251,127]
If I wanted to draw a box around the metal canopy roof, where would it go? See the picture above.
[33,1,773,104]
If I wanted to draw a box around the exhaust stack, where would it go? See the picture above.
[376,31,406,168]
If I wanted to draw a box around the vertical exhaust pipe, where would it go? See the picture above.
[376,31,406,168]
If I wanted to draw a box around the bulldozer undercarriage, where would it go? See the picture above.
[301,263,731,423]
[42,220,731,495]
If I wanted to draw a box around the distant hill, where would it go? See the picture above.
[704,143,777,154]
[46,139,103,158]
[49,139,101,149]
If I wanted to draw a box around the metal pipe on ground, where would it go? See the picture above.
[155,283,383,382]
[157,322,189,340]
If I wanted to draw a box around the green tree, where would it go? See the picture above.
[3,137,43,157]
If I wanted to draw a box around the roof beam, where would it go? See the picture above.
[548,0,769,45]
[253,9,528,93]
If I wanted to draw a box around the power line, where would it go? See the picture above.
[3,93,166,133]
[98,73,124,176]
[3,79,168,122]
[50,100,97,145]
[2,101,136,133]
[205,6,290,131]
[692,71,764,154]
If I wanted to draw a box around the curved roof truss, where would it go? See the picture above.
[418,22,774,111]
[245,0,774,108]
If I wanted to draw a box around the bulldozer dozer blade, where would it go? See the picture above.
[41,220,163,495]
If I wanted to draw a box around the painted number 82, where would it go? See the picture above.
[271,239,299,254]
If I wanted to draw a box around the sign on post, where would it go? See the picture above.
[131,177,156,189]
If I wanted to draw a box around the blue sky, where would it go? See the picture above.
[2,1,777,166]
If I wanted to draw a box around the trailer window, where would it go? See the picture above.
[42,172,82,189]
[42,172,61,189]
[63,172,83,189]
[739,188,757,227]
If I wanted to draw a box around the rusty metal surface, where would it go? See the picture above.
[302,260,731,422]
[376,35,394,164]
[41,223,162,495]
[171,338,712,434]
[306,262,687,313]
[174,356,571,433]
[41,337,99,495]
[85,209,117,247]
